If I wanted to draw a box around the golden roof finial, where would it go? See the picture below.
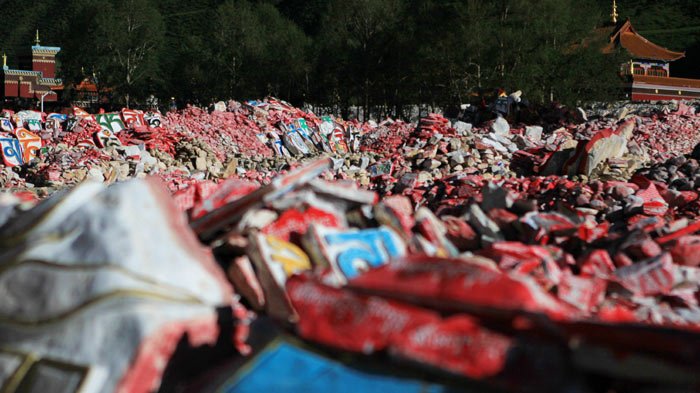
[611,0,619,24]
[35,29,40,46]
[2,53,6,68]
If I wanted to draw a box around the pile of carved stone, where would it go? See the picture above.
[4,99,700,391]
[2,147,700,391]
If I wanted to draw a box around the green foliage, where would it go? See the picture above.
[496,0,626,105]
[57,0,103,89]
[92,0,165,106]
[0,0,687,113]
[209,0,308,101]
[400,0,626,107]
[314,0,405,114]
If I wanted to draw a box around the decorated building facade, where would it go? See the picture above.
[72,76,99,108]
[1,31,62,103]
[606,1,700,101]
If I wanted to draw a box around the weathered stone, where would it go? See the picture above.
[480,137,509,154]
[417,171,433,183]
[491,116,510,136]
[453,121,472,135]
[223,158,239,177]
[525,126,543,142]
[360,156,370,170]
[195,155,208,171]
[467,204,504,246]
[422,159,441,170]
[449,152,465,166]
[481,182,514,212]
[564,120,634,176]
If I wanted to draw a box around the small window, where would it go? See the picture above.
[648,66,668,77]
[633,65,646,75]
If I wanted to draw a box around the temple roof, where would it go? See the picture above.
[31,45,61,54]
[606,19,685,61]
[1,68,62,85]
[75,78,98,93]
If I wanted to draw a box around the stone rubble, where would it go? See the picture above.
[2,98,700,391]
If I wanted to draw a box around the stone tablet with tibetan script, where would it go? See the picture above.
[304,225,406,285]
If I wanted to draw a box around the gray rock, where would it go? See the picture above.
[449,153,465,166]
[513,134,534,149]
[428,134,443,145]
[422,159,441,170]
[359,157,370,170]
[467,204,504,246]
[489,132,512,145]
[195,156,208,171]
[491,116,510,136]
[332,158,345,171]
[454,121,473,136]
[480,137,509,154]
[481,182,514,212]
[525,126,543,142]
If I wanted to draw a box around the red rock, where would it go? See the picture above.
[191,158,332,241]
[487,208,519,227]
[579,249,616,279]
[483,241,563,288]
[390,315,511,379]
[287,274,440,354]
[349,255,574,319]
[614,253,675,296]
[261,207,342,242]
[657,220,700,244]
[562,120,634,176]
[622,232,663,259]
[190,178,259,219]
[413,208,459,257]
[557,273,606,312]
[577,221,609,243]
[374,195,415,237]
[636,181,669,216]
[627,215,665,233]
[669,236,700,267]
[441,216,479,250]
[597,303,638,323]
[613,252,634,268]
[172,185,196,212]
[227,255,266,310]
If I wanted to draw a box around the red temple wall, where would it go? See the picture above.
[19,83,31,98]
[32,61,56,79]
[4,81,18,97]
[3,78,58,101]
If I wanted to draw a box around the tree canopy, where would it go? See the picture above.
[0,0,694,116]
